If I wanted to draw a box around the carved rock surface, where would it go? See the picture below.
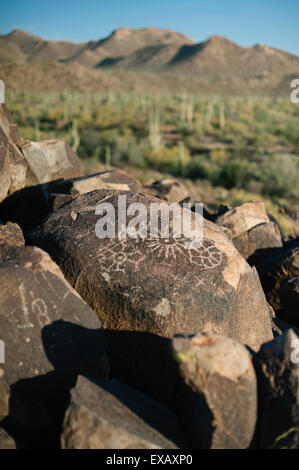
[29,190,272,406]
[172,333,257,449]
[0,243,108,447]
[62,376,178,449]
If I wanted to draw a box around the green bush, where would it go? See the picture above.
[260,154,299,199]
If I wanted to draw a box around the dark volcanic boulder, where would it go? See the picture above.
[61,376,179,449]
[215,202,283,265]
[29,190,273,349]
[0,170,142,234]
[172,333,257,449]
[0,180,64,234]
[253,329,299,449]
[257,246,299,313]
[0,244,108,448]
[29,190,272,406]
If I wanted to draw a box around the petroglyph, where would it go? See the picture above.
[17,283,50,329]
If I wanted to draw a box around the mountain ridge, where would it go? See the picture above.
[1,28,298,96]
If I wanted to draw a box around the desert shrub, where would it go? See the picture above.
[260,154,299,200]
[78,129,102,158]
[215,158,256,189]
[185,155,211,179]
[145,145,191,175]
[253,105,268,123]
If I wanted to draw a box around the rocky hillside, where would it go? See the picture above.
[1,28,298,95]
[0,103,299,449]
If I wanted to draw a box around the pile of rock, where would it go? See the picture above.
[214,201,283,265]
[0,105,298,449]
[0,103,82,204]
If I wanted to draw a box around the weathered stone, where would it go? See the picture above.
[215,202,283,265]
[29,190,272,406]
[0,380,10,422]
[0,170,142,234]
[216,201,270,236]
[0,221,24,247]
[257,247,299,312]
[144,179,190,204]
[280,276,299,328]
[233,222,283,265]
[54,169,143,196]
[62,376,178,449]
[0,245,108,447]
[20,139,82,184]
[0,428,16,449]
[0,104,22,146]
[0,127,11,203]
[253,329,299,449]
[8,139,28,194]
[0,105,27,196]
[172,333,257,449]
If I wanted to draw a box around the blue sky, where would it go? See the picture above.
[1,0,299,54]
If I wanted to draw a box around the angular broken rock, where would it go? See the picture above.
[0,170,142,234]
[144,179,190,204]
[53,169,143,196]
[172,333,257,449]
[280,276,299,328]
[215,202,283,265]
[62,376,178,449]
[20,139,82,184]
[0,428,16,449]
[0,127,11,203]
[253,329,299,449]
[47,169,142,212]
[29,190,272,405]
[0,104,22,146]
[0,221,24,247]
[0,244,108,447]
[0,105,27,197]
[257,246,299,312]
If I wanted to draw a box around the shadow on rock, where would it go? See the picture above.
[2,320,107,449]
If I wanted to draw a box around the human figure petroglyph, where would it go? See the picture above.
[17,283,50,329]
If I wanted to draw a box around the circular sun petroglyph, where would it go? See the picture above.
[144,237,223,270]
[98,239,145,273]
[96,233,223,281]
